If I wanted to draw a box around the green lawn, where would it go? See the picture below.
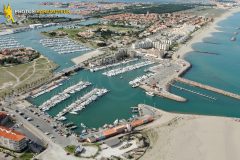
[0,68,16,85]
[13,151,34,160]
[0,56,57,98]
[65,145,76,154]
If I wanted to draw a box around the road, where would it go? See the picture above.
[2,101,80,160]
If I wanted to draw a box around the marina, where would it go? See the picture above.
[62,81,91,95]
[32,83,63,98]
[0,37,24,50]
[1,8,240,134]
[129,73,155,88]
[40,37,91,54]
[102,60,155,77]
[1,1,240,159]
[39,92,70,112]
[31,77,69,98]
[39,81,91,111]
[89,58,139,72]
[55,88,109,120]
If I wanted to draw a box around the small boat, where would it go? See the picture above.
[81,123,86,128]
[113,119,119,125]
[70,111,78,115]
[58,116,67,121]
[146,91,154,97]
[231,37,236,41]
[132,83,139,88]
[70,125,77,130]
[66,122,74,127]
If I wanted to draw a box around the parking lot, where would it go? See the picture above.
[13,102,79,147]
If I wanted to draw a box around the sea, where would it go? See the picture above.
[0,0,240,132]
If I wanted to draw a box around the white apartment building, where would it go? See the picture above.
[0,126,27,152]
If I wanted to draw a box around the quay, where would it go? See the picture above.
[175,77,240,100]
[139,84,186,102]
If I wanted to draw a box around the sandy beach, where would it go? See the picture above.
[175,7,240,59]
[140,105,240,160]
[72,49,105,64]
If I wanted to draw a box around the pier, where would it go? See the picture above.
[103,61,154,77]
[139,84,186,102]
[55,88,109,120]
[175,77,240,100]
[170,83,216,100]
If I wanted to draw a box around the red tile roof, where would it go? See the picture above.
[0,126,26,142]
[102,128,118,137]
[131,119,144,128]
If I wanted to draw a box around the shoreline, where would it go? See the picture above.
[138,104,240,160]
[175,7,240,59]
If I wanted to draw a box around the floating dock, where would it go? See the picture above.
[175,77,240,100]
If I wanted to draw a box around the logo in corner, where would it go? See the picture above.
[3,4,15,23]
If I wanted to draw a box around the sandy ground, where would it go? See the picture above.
[140,106,240,160]
[96,141,138,159]
[72,49,105,64]
[174,7,240,59]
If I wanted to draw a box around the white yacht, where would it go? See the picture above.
[146,91,155,97]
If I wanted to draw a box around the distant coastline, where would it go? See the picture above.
[175,7,240,59]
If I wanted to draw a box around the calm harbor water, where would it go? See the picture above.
[1,3,240,131]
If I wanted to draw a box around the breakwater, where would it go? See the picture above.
[175,77,240,100]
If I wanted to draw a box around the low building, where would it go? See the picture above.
[0,112,10,125]
[0,126,27,152]
[83,115,154,143]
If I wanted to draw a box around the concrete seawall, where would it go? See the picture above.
[175,77,240,100]
[139,84,187,102]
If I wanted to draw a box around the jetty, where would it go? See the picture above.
[175,77,240,100]
[194,50,220,55]
[202,41,221,45]
[139,84,186,102]
[170,83,216,100]
[55,88,109,120]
